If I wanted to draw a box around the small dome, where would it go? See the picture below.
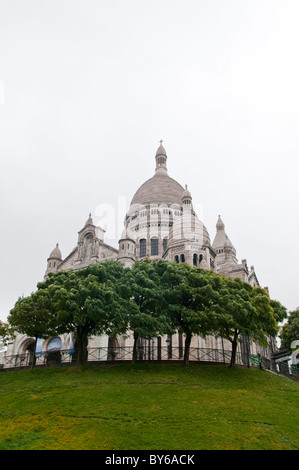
[216,215,225,230]
[156,142,167,157]
[212,216,235,253]
[119,227,136,242]
[49,243,62,260]
[224,236,233,248]
[168,212,210,246]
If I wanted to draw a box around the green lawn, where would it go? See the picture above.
[0,363,298,450]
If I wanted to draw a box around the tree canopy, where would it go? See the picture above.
[36,261,135,364]
[8,289,58,367]
[122,260,172,362]
[209,277,278,367]
[280,308,299,355]
[159,262,220,364]
[7,259,284,368]
[0,320,15,347]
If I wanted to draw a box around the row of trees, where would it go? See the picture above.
[5,260,288,367]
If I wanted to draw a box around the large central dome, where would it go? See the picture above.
[131,173,184,206]
[117,142,215,270]
[130,143,184,207]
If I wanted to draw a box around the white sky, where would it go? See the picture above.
[0,0,298,322]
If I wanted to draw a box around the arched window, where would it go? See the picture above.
[174,255,179,263]
[199,254,203,264]
[140,238,146,257]
[180,254,185,263]
[151,236,159,256]
[47,338,62,351]
[193,254,197,266]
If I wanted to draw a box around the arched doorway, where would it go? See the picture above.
[18,338,35,367]
[108,336,119,361]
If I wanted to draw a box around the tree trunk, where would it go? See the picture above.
[132,332,139,363]
[230,330,239,368]
[184,332,192,366]
[31,337,37,369]
[77,335,87,365]
[78,340,83,365]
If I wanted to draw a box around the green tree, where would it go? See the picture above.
[270,299,288,324]
[267,299,288,353]
[8,290,57,368]
[123,260,172,363]
[211,278,278,367]
[280,308,299,354]
[161,262,219,365]
[0,320,15,346]
[38,261,132,365]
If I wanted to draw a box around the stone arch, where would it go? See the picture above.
[46,337,62,365]
[46,337,62,351]
[83,232,94,258]
[17,337,35,367]
[18,337,35,355]
[107,336,119,361]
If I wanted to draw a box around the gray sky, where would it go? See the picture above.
[0,0,298,323]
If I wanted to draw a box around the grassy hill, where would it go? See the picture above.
[0,363,298,450]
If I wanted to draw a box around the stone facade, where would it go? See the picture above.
[45,143,260,286]
[2,143,275,367]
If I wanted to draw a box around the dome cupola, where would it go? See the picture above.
[130,141,184,207]
[45,243,62,276]
[49,243,62,261]
[117,227,136,267]
[155,140,167,175]
[182,184,192,208]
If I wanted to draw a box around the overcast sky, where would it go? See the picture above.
[0,0,298,323]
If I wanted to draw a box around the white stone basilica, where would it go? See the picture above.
[2,143,273,368]
[46,142,260,283]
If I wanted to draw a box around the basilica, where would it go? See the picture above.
[46,142,260,283]
[2,143,273,368]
